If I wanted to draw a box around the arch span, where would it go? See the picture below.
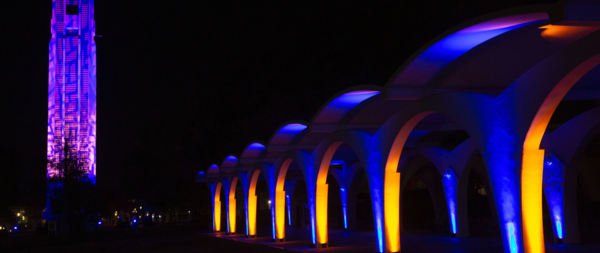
[270,150,311,241]
[210,181,223,232]
[224,176,240,234]
[310,130,375,247]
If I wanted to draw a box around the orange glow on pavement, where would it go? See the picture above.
[385,112,433,253]
[522,54,600,253]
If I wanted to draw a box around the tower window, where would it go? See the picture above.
[66,5,78,15]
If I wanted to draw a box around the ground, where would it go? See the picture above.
[0,223,290,253]
[2,223,599,253]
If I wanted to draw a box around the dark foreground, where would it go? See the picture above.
[3,223,600,253]
[0,223,291,253]
[213,226,600,253]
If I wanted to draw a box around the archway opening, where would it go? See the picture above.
[385,111,467,251]
[543,77,600,244]
[314,141,366,246]
[521,52,600,252]
[291,179,308,229]
[466,166,498,237]
[402,174,436,232]
[255,178,271,236]
[356,176,374,231]
[326,174,343,230]
[399,155,445,234]
[577,130,600,243]
[219,183,226,232]
[234,179,245,234]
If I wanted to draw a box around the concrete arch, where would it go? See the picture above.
[385,5,551,99]
[309,86,382,128]
[266,121,308,147]
[284,175,306,227]
[456,152,499,237]
[373,97,484,253]
[269,149,311,241]
[197,3,600,253]
[398,154,447,232]
[243,163,270,238]
[310,130,376,247]
[223,175,240,234]
[209,181,223,232]
[504,31,600,253]
[239,142,267,168]
[397,139,479,237]
[540,106,600,243]
[330,161,366,231]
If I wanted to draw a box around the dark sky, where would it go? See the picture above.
[0,0,555,212]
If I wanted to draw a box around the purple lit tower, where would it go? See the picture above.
[47,0,97,180]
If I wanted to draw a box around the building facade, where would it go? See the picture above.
[47,0,97,179]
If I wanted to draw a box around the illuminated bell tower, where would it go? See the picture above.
[47,0,97,179]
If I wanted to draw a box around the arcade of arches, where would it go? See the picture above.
[197,2,600,253]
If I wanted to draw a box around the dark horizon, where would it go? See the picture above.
[0,0,556,213]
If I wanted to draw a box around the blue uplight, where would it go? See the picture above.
[340,187,348,229]
[556,221,563,239]
[330,160,345,165]
[286,195,291,226]
[98,221,102,225]
[543,155,566,241]
[450,213,457,234]
[311,217,316,244]
[14,226,17,230]
[272,215,276,240]
[227,211,231,233]
[507,222,518,253]
[376,219,384,253]
[133,219,137,223]
[442,168,458,235]
[343,208,348,229]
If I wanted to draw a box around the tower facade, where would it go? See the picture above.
[47,0,97,179]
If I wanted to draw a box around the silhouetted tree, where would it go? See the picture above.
[47,138,99,232]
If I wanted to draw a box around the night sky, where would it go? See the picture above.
[0,0,555,213]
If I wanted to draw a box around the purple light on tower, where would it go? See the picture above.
[47,0,97,180]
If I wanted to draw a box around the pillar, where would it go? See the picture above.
[480,128,524,253]
[542,154,565,243]
[442,168,459,235]
[209,181,223,232]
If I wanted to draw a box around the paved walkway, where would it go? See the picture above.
[208,227,600,253]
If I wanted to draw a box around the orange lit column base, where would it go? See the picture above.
[274,190,287,242]
[246,194,257,238]
[314,183,329,248]
[522,148,545,253]
[214,200,221,232]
